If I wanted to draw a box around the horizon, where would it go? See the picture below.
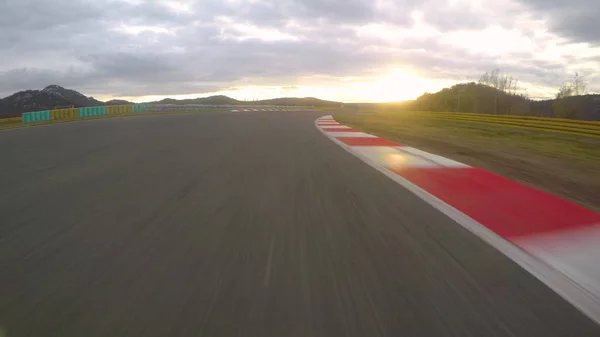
[1,1,599,103]
[3,81,594,105]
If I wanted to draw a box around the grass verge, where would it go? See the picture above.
[335,112,600,212]
[0,117,22,123]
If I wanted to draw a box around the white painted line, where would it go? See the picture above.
[330,132,377,138]
[399,147,470,168]
[352,146,440,169]
[516,224,600,305]
[315,115,600,325]
[319,125,353,129]
[264,238,274,287]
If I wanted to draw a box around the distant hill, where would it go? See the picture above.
[151,95,240,105]
[0,85,104,118]
[250,97,341,107]
[149,95,342,107]
[0,85,343,118]
[105,99,133,106]
[394,82,600,120]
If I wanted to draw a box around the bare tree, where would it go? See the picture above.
[555,85,573,99]
[572,73,587,95]
[479,68,518,94]
[555,73,587,99]
[553,73,588,118]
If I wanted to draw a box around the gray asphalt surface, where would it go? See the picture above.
[1,111,599,337]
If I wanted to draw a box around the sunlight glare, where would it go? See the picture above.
[363,70,430,102]
[384,153,407,168]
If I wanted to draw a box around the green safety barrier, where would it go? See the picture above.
[21,104,152,123]
[22,110,50,123]
[78,106,106,117]
[131,104,149,113]
[78,107,88,117]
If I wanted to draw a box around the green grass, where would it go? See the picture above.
[0,117,21,123]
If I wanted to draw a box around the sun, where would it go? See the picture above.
[364,70,429,102]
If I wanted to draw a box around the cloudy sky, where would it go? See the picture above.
[1,0,599,102]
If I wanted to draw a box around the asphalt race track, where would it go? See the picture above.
[1,111,599,336]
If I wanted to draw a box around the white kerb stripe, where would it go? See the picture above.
[352,146,440,169]
[320,125,353,129]
[331,132,377,138]
[399,147,470,168]
[515,224,600,305]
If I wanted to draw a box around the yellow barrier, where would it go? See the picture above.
[423,114,600,133]
[423,112,600,127]
[50,108,78,120]
[105,105,132,114]
[418,112,600,139]
[0,117,22,123]
[106,105,125,114]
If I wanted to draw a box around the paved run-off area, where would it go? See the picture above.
[1,111,599,336]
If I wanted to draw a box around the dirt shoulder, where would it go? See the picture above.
[335,112,600,213]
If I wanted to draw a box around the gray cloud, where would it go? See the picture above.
[0,0,598,99]
[518,0,600,45]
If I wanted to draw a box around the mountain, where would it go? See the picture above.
[0,85,103,118]
[42,85,104,107]
[0,85,343,118]
[249,97,341,107]
[151,95,240,105]
[149,95,342,107]
[105,99,133,106]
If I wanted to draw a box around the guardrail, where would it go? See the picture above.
[148,104,316,110]
[21,104,150,123]
[20,104,317,124]
[419,111,600,139]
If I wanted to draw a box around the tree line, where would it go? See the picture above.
[406,69,598,120]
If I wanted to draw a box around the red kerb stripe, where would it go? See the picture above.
[390,166,600,239]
